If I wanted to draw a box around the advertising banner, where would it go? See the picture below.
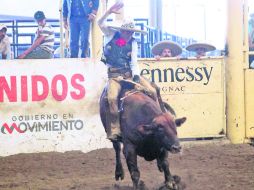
[0,57,226,156]
[138,57,226,138]
[0,59,111,156]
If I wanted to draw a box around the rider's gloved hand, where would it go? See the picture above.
[133,75,140,83]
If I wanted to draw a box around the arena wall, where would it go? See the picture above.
[0,57,226,156]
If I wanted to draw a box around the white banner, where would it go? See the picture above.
[0,59,112,156]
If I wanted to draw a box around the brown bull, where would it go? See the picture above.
[100,84,186,190]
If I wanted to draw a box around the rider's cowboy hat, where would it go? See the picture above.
[151,40,182,56]
[186,42,216,52]
[0,24,7,32]
[108,20,147,35]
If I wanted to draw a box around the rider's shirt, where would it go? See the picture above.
[104,32,133,69]
[98,17,140,76]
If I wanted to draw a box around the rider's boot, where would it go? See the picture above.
[107,113,121,142]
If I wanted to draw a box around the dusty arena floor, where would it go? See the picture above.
[0,141,253,190]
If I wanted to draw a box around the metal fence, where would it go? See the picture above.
[1,19,60,58]
[0,18,197,58]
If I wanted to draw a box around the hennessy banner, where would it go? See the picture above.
[138,57,225,138]
[138,58,223,95]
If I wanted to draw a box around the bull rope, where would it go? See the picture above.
[120,90,139,101]
[119,90,139,112]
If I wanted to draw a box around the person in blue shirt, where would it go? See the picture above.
[62,0,99,58]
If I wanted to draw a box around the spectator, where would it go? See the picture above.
[0,24,11,60]
[151,40,182,60]
[62,0,99,58]
[186,42,216,59]
[18,11,54,59]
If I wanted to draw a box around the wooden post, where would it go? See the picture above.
[226,0,246,143]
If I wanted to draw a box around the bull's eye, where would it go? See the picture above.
[158,127,164,133]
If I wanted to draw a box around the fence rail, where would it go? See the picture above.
[0,19,197,58]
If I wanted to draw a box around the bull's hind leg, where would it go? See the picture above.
[123,144,140,190]
[113,142,124,180]
[157,150,178,190]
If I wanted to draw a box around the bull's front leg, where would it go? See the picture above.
[123,144,140,190]
[113,141,124,180]
[157,150,178,190]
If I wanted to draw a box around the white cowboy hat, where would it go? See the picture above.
[108,20,147,35]
[0,24,7,31]
[186,43,216,52]
[151,40,182,56]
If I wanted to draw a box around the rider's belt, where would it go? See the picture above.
[108,67,132,78]
[107,61,130,69]
[108,67,129,72]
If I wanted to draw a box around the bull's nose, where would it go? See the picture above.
[172,144,181,150]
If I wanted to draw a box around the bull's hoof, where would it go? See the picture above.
[172,175,181,184]
[115,170,124,181]
[159,181,178,190]
[159,175,185,190]
[115,165,124,181]
[138,180,149,190]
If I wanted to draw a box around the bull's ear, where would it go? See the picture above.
[175,117,186,127]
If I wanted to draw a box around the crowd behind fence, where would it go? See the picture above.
[0,18,198,59]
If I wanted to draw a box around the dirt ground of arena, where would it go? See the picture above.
[0,140,253,190]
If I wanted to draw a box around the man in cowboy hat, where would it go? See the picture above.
[0,24,11,60]
[18,11,54,59]
[98,2,163,141]
[151,40,182,60]
[186,42,216,59]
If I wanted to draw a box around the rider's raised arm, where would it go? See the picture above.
[97,10,115,37]
[130,40,140,76]
[98,1,124,38]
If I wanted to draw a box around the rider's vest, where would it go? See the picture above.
[103,32,134,69]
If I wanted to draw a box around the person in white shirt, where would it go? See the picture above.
[18,11,54,59]
[0,24,11,60]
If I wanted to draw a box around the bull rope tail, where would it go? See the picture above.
[119,90,139,112]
